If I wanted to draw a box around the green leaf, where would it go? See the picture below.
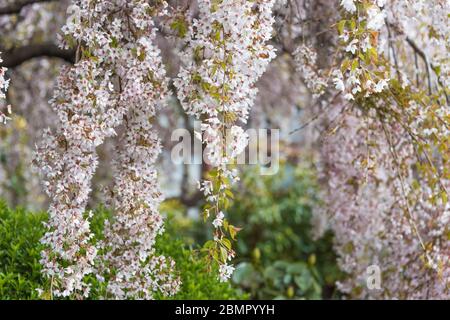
[294,271,313,292]
[222,238,232,250]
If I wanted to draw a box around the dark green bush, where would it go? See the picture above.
[0,201,245,300]
[0,201,46,299]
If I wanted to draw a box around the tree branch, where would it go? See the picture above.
[405,37,432,96]
[405,36,449,104]
[0,0,59,15]
[385,21,448,102]
[1,42,75,68]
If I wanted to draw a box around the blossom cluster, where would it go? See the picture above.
[34,0,179,299]
[386,0,450,90]
[174,0,276,281]
[293,45,327,98]
[333,0,389,101]
[313,0,450,299]
[0,52,11,123]
[319,104,449,299]
[99,1,181,299]
[2,0,447,300]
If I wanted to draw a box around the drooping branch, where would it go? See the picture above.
[387,20,447,102]
[0,0,59,15]
[405,36,449,104]
[405,37,432,95]
[0,43,75,68]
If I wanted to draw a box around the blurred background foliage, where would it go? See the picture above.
[0,163,342,299]
[229,163,342,299]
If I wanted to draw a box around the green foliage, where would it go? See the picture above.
[0,201,245,300]
[228,163,342,299]
[0,201,46,299]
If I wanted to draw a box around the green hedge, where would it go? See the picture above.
[0,201,246,300]
[0,202,46,299]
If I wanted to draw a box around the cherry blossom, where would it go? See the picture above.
[0,53,10,123]
[313,0,450,299]
[293,45,327,98]
[174,0,276,281]
[34,0,179,299]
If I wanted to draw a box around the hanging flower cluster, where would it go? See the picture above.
[293,45,327,98]
[319,104,449,299]
[34,60,112,298]
[332,0,448,206]
[174,0,276,281]
[99,3,181,299]
[386,0,450,93]
[34,0,179,299]
[333,0,389,101]
[313,0,449,299]
[0,52,11,124]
